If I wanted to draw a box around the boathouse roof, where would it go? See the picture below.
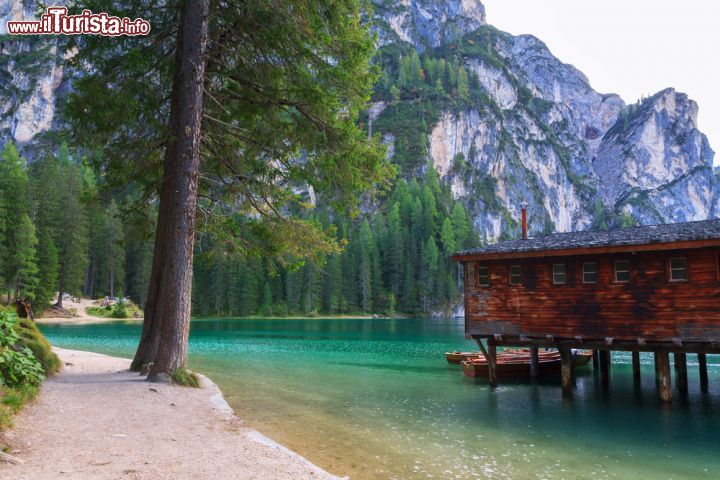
[453,218,720,261]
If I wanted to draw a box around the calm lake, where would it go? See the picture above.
[40,318,720,479]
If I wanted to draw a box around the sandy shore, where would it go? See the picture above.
[32,297,393,324]
[34,297,142,325]
[0,348,341,480]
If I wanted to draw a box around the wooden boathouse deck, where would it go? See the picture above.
[452,218,720,401]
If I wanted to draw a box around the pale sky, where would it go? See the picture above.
[482,0,720,166]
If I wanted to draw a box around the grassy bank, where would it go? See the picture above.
[0,384,39,430]
[0,307,59,431]
[85,300,143,319]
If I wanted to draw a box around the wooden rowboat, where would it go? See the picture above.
[445,351,482,364]
[445,347,531,364]
[461,349,593,378]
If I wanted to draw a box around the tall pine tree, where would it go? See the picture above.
[0,142,35,302]
[54,147,89,308]
[12,214,39,301]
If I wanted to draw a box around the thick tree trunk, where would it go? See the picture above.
[130,1,189,372]
[55,282,64,309]
[144,0,209,381]
[129,239,165,370]
[55,258,66,309]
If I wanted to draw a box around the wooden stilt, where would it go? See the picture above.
[558,345,574,397]
[476,338,497,388]
[487,341,497,388]
[592,350,599,369]
[599,350,611,390]
[632,351,641,384]
[530,346,539,380]
[698,353,709,392]
[675,352,688,394]
[655,352,672,402]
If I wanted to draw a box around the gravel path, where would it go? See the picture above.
[1,348,341,480]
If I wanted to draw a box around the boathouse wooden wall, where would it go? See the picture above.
[462,247,720,343]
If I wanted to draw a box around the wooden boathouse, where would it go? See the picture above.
[452,217,720,401]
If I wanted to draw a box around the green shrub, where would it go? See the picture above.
[86,300,142,319]
[0,349,45,387]
[17,317,60,375]
[112,300,129,318]
[0,312,54,431]
[0,313,46,387]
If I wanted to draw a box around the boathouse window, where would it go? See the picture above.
[669,257,688,281]
[477,266,490,286]
[509,265,522,285]
[582,262,598,284]
[614,260,630,283]
[552,264,566,285]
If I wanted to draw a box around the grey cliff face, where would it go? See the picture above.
[373,0,486,51]
[594,88,718,224]
[425,26,625,240]
[0,0,66,149]
[371,0,718,240]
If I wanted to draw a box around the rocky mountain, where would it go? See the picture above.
[1,0,718,244]
[594,89,718,224]
[372,0,486,50]
[0,0,67,151]
[370,0,719,241]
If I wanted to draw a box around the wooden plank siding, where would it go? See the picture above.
[462,247,720,344]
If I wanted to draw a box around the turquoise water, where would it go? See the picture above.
[40,318,720,479]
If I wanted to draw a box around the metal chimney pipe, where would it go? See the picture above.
[521,202,528,240]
